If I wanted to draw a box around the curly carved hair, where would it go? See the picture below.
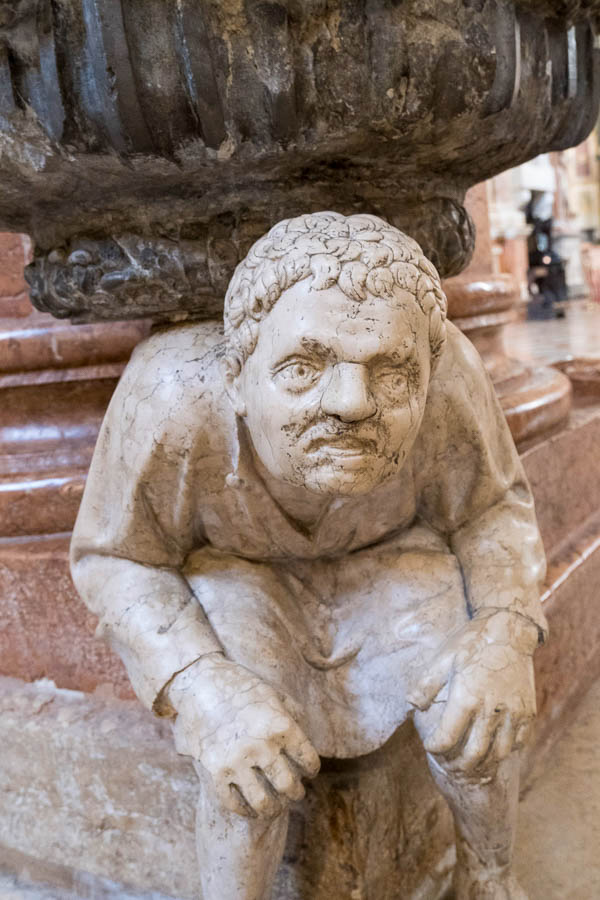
[224,212,448,375]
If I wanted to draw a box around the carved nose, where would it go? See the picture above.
[320,363,377,422]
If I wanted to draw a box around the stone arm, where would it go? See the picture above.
[71,328,321,817]
[70,329,225,713]
[70,553,223,712]
[415,323,548,646]
[448,480,548,645]
[409,325,547,766]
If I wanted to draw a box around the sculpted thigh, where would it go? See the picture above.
[183,547,310,716]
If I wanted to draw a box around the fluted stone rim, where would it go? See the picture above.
[0,0,598,320]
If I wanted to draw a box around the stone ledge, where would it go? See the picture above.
[0,536,132,695]
[0,677,454,900]
[0,678,197,900]
[521,404,600,558]
[525,513,600,772]
[0,855,176,900]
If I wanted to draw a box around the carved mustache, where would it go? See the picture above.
[283,419,382,453]
[306,434,379,454]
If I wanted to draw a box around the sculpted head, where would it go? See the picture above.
[224,212,447,497]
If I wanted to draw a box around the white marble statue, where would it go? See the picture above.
[71,212,547,899]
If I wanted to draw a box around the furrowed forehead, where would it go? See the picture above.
[253,284,427,364]
[223,213,445,371]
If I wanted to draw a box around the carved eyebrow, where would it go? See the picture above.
[369,348,415,367]
[299,338,337,361]
[298,340,414,366]
[271,339,336,371]
[270,339,415,371]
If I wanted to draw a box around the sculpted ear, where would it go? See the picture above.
[221,354,247,417]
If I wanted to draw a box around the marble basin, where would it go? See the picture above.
[0,0,598,320]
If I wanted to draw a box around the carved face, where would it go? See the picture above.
[229,282,432,496]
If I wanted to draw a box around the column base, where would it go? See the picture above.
[446,273,573,447]
[497,364,572,447]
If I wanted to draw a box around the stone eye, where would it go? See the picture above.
[276,361,320,391]
[377,367,408,392]
[293,364,311,378]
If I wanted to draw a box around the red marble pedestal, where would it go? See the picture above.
[444,184,572,447]
[0,232,145,695]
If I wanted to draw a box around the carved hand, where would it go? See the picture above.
[408,611,538,774]
[167,653,321,818]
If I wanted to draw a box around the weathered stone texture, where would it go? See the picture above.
[521,406,600,559]
[515,677,600,899]
[520,406,600,773]
[0,1,597,321]
[0,232,30,316]
[0,678,196,899]
[0,678,453,900]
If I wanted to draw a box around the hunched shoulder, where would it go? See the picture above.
[111,321,236,473]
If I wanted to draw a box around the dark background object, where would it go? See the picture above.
[526,194,569,318]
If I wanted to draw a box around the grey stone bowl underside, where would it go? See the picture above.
[0,0,598,322]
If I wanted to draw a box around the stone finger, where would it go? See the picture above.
[264,753,306,803]
[460,713,501,772]
[493,712,515,761]
[236,769,283,819]
[284,730,321,778]
[220,782,256,818]
[424,700,475,756]
[407,653,452,711]
[514,718,534,750]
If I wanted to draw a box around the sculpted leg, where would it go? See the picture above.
[195,762,289,900]
[426,752,525,900]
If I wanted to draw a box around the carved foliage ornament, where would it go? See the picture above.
[23,201,468,324]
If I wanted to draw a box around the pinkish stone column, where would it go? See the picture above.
[444,184,572,447]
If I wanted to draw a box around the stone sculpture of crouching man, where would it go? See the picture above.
[71,212,547,900]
